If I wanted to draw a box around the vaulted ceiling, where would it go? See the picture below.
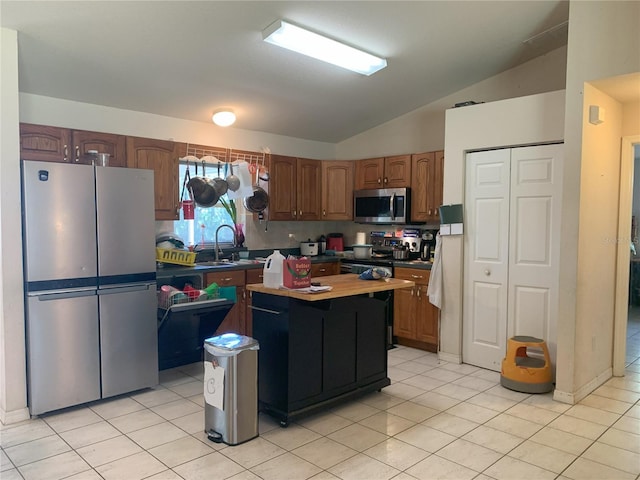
[1,1,570,143]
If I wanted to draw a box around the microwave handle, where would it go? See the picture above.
[390,193,396,220]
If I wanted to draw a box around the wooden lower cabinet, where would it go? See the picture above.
[204,270,246,336]
[393,267,438,351]
[310,261,340,278]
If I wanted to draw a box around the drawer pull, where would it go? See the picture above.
[410,274,424,279]
[248,305,282,315]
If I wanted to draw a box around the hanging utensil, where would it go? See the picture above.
[226,161,240,192]
[191,161,219,207]
[211,161,228,196]
[244,168,269,214]
[258,152,270,182]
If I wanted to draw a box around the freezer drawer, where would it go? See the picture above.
[26,290,101,415]
[99,283,159,397]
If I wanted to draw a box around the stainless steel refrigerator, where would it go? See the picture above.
[22,160,158,415]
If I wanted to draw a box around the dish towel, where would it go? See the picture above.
[427,232,443,309]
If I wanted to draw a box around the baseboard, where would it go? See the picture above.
[0,406,31,425]
[553,367,612,405]
[438,351,461,364]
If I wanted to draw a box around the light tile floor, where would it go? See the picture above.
[2,346,639,480]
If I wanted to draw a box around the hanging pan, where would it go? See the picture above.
[211,161,228,197]
[190,161,219,207]
[244,169,269,217]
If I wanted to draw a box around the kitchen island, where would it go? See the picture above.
[246,274,414,426]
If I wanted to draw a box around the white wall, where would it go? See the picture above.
[441,91,566,365]
[336,46,567,159]
[555,0,640,403]
[0,28,29,424]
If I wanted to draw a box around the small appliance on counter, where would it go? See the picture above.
[317,235,327,254]
[300,239,319,256]
[420,231,436,261]
[327,233,344,251]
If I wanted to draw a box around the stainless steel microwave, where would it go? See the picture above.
[354,187,411,224]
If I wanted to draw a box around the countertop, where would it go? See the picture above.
[246,273,414,301]
[156,255,431,278]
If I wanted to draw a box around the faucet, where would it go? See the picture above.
[215,224,236,262]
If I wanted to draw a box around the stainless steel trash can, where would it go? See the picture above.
[204,333,259,445]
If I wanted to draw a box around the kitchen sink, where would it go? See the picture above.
[196,261,237,267]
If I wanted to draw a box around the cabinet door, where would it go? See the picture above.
[20,124,71,163]
[297,158,322,221]
[269,155,297,221]
[126,137,185,220]
[205,270,246,335]
[72,130,127,167]
[393,286,416,339]
[355,157,384,190]
[245,269,265,337]
[322,160,354,220]
[431,151,444,223]
[411,151,435,222]
[416,285,438,344]
[384,155,411,188]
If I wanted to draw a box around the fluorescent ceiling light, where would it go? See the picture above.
[212,109,236,127]
[263,20,387,76]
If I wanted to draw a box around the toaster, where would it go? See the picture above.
[300,241,319,256]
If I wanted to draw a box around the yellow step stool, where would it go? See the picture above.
[500,336,553,393]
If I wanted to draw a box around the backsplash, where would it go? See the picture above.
[157,218,439,251]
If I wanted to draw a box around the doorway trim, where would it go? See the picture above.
[614,134,640,376]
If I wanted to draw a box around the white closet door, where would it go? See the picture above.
[463,144,563,372]
[508,144,563,371]
[463,149,511,371]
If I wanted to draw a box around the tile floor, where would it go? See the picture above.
[2,342,639,480]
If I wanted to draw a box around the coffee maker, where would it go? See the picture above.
[420,231,437,261]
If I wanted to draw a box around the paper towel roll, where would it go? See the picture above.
[355,232,366,245]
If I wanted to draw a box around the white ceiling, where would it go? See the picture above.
[1,1,570,143]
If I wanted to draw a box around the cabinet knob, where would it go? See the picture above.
[299,210,302,216]
[377,178,382,184]
[484,269,491,276]
[417,288,421,298]
[383,177,388,184]
[292,211,296,217]
[323,210,326,216]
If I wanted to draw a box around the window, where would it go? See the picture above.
[174,162,243,247]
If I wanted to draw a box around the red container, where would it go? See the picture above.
[182,199,195,220]
[283,258,311,289]
[327,233,344,251]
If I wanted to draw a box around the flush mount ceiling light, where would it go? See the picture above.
[262,19,387,76]
[212,109,236,127]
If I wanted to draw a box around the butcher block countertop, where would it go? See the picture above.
[246,274,414,302]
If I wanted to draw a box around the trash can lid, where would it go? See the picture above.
[205,333,259,351]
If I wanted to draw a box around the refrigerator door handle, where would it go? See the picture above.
[98,283,155,295]
[32,289,96,301]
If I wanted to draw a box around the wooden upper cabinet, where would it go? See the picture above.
[322,160,354,220]
[126,136,186,221]
[269,155,321,221]
[20,124,71,162]
[411,150,444,223]
[355,157,384,190]
[71,130,127,167]
[355,155,411,190]
[296,158,322,221]
[269,155,297,221]
[20,123,126,166]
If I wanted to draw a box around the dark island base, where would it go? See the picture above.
[251,292,391,427]
[260,377,391,427]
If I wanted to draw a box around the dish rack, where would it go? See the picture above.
[156,248,196,266]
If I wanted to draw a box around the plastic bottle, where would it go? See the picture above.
[263,250,285,289]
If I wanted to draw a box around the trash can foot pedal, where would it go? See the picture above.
[207,429,223,443]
